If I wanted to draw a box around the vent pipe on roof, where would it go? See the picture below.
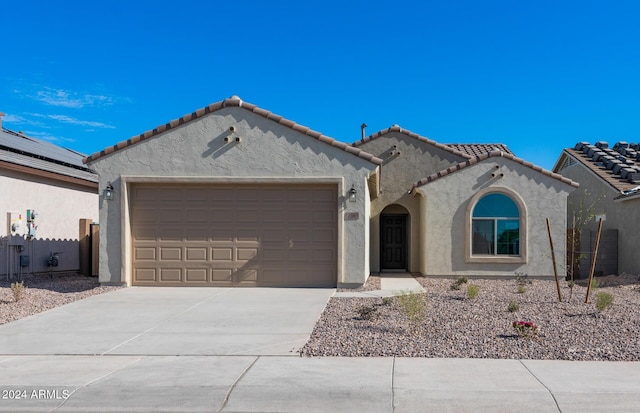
[0,112,4,129]
[360,123,367,140]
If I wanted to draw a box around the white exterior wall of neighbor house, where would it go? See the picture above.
[416,157,575,276]
[88,107,377,287]
[0,168,98,275]
[354,131,467,273]
[558,160,640,276]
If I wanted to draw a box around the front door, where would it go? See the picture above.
[380,214,407,270]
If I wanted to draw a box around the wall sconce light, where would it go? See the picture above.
[104,182,114,201]
[348,185,357,202]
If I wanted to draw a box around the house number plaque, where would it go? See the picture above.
[344,212,359,221]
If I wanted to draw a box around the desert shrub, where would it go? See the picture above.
[397,290,426,325]
[595,292,613,312]
[508,300,520,312]
[450,277,468,290]
[381,296,393,306]
[11,281,26,302]
[356,304,378,320]
[515,272,531,286]
[516,285,526,294]
[590,277,601,290]
[467,284,479,299]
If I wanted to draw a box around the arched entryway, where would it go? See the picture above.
[380,204,409,271]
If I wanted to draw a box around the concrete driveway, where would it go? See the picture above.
[0,287,334,356]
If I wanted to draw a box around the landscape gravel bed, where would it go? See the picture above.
[302,277,640,360]
[0,273,122,325]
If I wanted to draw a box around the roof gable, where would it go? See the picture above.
[411,149,579,191]
[83,96,383,165]
[353,125,513,159]
[353,125,472,159]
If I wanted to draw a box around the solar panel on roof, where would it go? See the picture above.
[0,129,89,169]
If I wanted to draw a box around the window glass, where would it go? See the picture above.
[472,220,494,254]
[473,193,519,218]
[472,193,520,256]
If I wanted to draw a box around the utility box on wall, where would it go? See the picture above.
[7,212,24,245]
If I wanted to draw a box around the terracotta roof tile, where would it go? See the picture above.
[411,149,579,192]
[446,143,513,157]
[83,96,382,165]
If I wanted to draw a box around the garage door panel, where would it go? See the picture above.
[186,247,207,261]
[236,209,259,223]
[159,247,182,261]
[312,210,334,223]
[185,268,208,282]
[237,248,258,261]
[312,229,334,242]
[211,248,233,261]
[160,268,182,282]
[131,184,336,287]
[263,209,284,223]
[134,268,157,282]
[287,210,309,223]
[135,247,157,261]
[212,269,233,282]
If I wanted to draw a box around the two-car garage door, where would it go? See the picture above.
[131,183,337,287]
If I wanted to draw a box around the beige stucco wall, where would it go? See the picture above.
[88,107,377,286]
[416,156,575,276]
[0,169,98,275]
[558,159,640,275]
[355,131,467,273]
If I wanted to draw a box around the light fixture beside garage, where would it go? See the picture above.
[103,182,114,201]
[348,185,357,202]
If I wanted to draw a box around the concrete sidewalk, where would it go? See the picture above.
[0,355,639,412]
[334,273,424,298]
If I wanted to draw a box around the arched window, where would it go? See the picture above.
[472,193,520,255]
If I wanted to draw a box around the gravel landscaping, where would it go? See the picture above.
[0,273,122,325]
[302,275,640,361]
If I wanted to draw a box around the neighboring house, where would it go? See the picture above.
[85,96,578,288]
[354,126,578,277]
[0,121,99,277]
[553,141,640,277]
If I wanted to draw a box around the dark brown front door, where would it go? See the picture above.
[381,214,407,270]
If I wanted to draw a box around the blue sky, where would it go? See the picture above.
[2,1,640,169]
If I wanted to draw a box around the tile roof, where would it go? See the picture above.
[0,128,98,184]
[83,96,383,165]
[352,125,513,158]
[559,141,640,195]
[445,143,513,157]
[410,149,579,192]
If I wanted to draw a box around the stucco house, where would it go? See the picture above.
[354,127,579,277]
[1,120,99,277]
[85,96,578,287]
[553,141,640,277]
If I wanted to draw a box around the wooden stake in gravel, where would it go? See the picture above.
[585,218,604,304]
[546,218,562,302]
